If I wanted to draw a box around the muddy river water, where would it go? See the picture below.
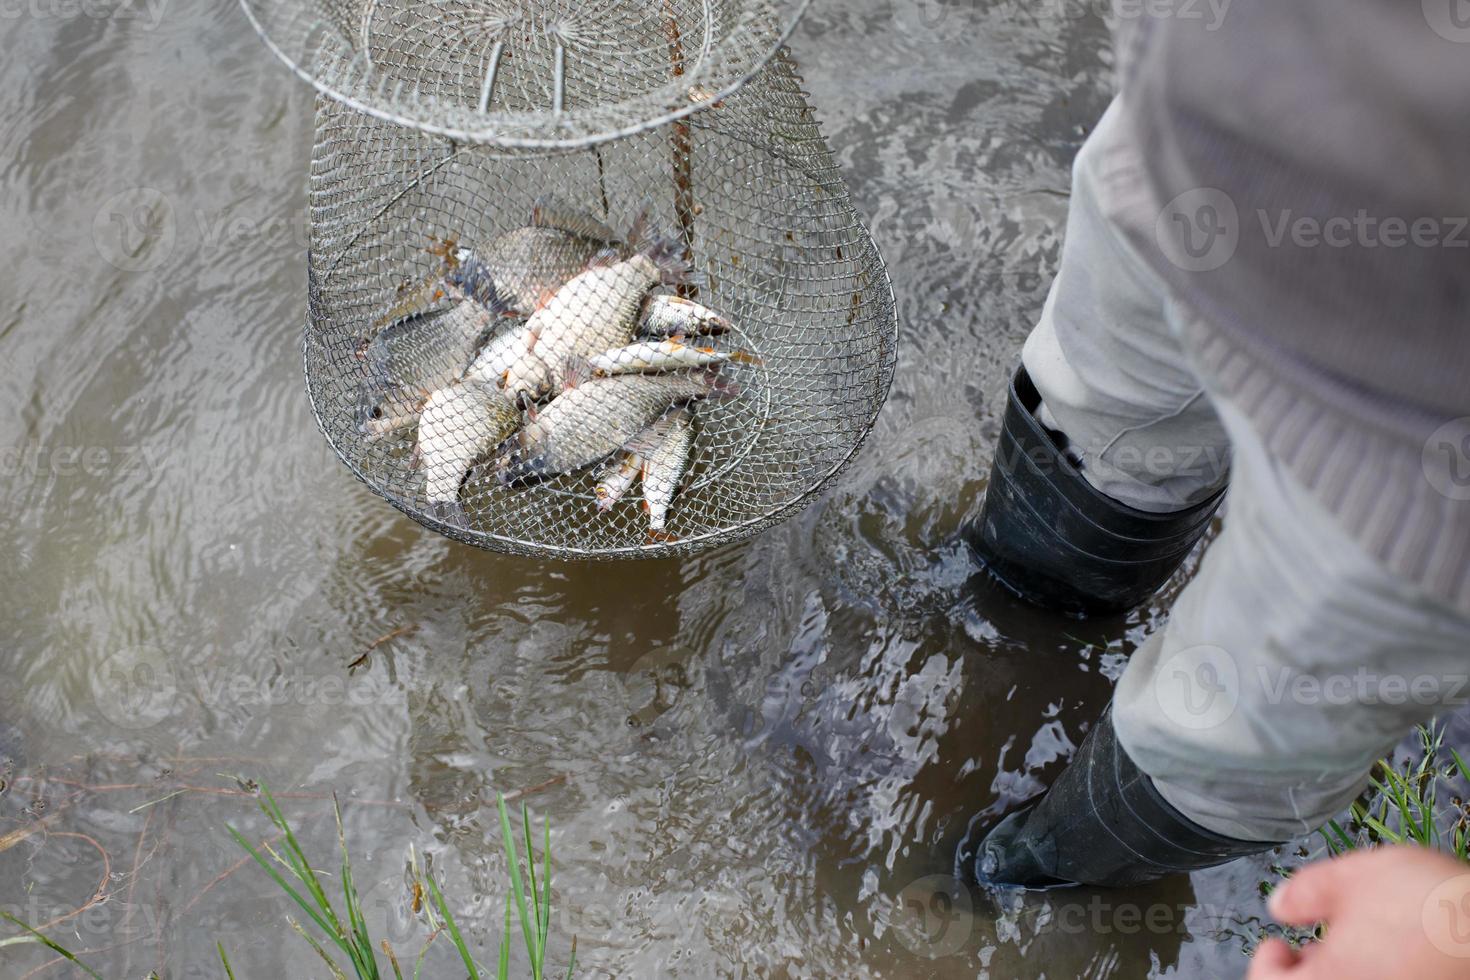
[0,0,1308,976]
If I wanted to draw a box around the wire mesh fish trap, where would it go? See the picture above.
[241,0,806,148]
[305,53,896,558]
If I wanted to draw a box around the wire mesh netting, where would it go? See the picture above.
[305,53,896,558]
[241,0,806,148]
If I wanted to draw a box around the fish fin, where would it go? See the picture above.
[637,232,703,288]
[726,349,764,366]
[624,203,652,254]
[408,444,423,472]
[586,247,622,270]
[623,419,674,457]
[562,355,593,390]
[646,529,681,545]
[531,196,621,243]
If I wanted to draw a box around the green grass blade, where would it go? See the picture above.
[540,817,552,951]
[497,794,541,976]
[412,929,440,980]
[564,936,577,980]
[227,824,350,959]
[523,802,541,949]
[334,796,378,977]
[426,873,480,980]
[499,902,512,980]
[260,787,346,940]
[218,941,238,980]
[290,918,351,980]
[384,939,405,980]
[0,912,104,980]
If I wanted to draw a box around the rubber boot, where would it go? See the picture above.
[968,366,1225,617]
[963,708,1278,888]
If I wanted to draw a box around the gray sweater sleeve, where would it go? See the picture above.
[1116,0,1470,425]
[1109,0,1470,614]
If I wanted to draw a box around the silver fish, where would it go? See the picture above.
[370,201,618,335]
[501,235,696,404]
[641,407,695,539]
[638,294,732,338]
[463,318,545,402]
[498,372,724,482]
[586,339,759,377]
[417,380,522,506]
[356,302,498,441]
[593,451,643,512]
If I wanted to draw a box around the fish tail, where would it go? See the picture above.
[646,529,681,545]
[698,368,743,402]
[725,349,764,367]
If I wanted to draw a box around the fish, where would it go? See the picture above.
[452,206,618,315]
[368,200,619,337]
[355,302,500,441]
[593,452,643,512]
[416,380,522,511]
[496,371,729,483]
[641,406,696,540]
[585,339,759,377]
[493,231,699,405]
[638,294,732,338]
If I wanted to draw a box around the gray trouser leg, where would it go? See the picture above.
[1022,99,1230,514]
[1113,395,1470,841]
[1025,96,1470,842]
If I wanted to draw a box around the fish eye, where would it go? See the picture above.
[370,405,383,419]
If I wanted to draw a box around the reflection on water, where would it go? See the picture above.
[0,0,1281,976]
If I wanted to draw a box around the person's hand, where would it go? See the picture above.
[1249,844,1470,979]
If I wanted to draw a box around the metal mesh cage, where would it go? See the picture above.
[306,52,897,558]
[241,0,806,148]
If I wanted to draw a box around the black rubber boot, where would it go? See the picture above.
[962,709,1278,889]
[968,366,1225,617]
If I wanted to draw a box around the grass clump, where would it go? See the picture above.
[222,784,576,979]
